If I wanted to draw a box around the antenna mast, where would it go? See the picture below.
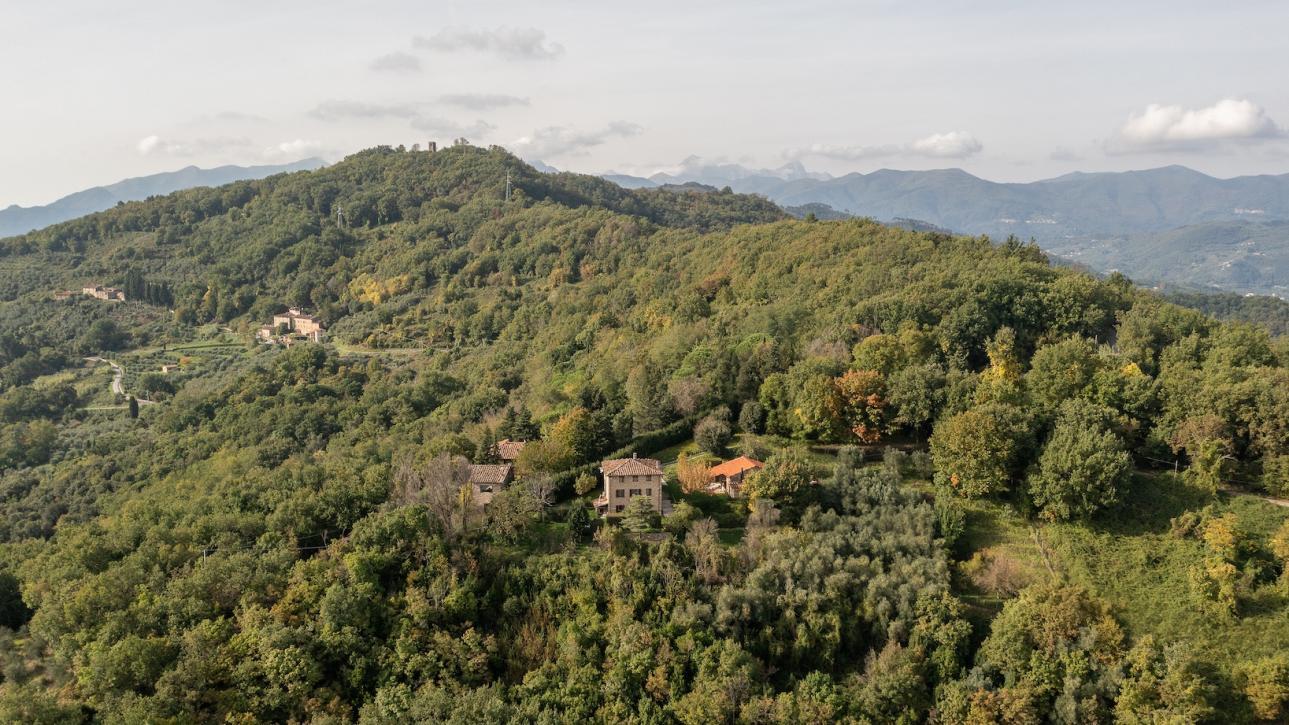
[505,171,513,203]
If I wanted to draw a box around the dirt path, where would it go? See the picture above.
[84,357,155,405]
[1222,486,1289,508]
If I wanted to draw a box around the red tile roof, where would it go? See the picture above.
[708,456,764,479]
[601,455,663,476]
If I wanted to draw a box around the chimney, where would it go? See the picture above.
[632,452,637,459]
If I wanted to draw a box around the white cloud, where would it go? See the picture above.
[511,122,642,159]
[791,131,982,162]
[308,100,420,121]
[370,51,422,73]
[264,139,324,158]
[437,93,529,110]
[413,27,563,61]
[910,131,983,158]
[410,116,496,140]
[1118,99,1282,149]
[307,99,494,141]
[136,134,252,156]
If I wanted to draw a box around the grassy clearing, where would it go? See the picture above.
[936,468,1289,691]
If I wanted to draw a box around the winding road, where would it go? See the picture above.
[85,357,155,405]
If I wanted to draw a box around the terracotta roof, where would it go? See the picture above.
[601,455,663,476]
[496,439,527,460]
[469,463,513,485]
[708,456,764,479]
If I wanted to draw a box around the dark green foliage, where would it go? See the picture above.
[0,145,1284,721]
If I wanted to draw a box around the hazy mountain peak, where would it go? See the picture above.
[0,158,325,238]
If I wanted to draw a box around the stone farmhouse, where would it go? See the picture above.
[706,455,764,497]
[82,285,126,302]
[258,307,325,343]
[469,463,513,505]
[595,454,665,516]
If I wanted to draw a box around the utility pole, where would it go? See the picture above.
[505,171,513,203]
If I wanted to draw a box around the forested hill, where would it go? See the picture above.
[0,144,1288,722]
[0,158,327,238]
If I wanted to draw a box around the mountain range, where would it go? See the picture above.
[598,161,1289,296]
[0,158,326,238]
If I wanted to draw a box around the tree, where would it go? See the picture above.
[1026,336,1100,410]
[547,407,604,467]
[392,453,472,537]
[676,453,712,494]
[835,369,887,443]
[851,334,906,376]
[620,496,658,532]
[566,502,594,541]
[627,360,672,435]
[525,475,556,521]
[1027,402,1132,521]
[1115,636,1213,724]
[128,395,139,419]
[487,485,539,543]
[1239,654,1289,721]
[573,472,598,497]
[737,401,764,434]
[887,363,945,435]
[694,416,733,456]
[742,449,812,510]
[930,403,1033,497]
[794,374,846,441]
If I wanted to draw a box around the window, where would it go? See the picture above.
[629,488,641,497]
[615,505,624,513]
[632,475,639,482]
[646,488,651,496]
[479,485,493,493]
[615,489,625,498]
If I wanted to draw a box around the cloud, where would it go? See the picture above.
[136,135,252,156]
[511,121,642,159]
[1117,99,1282,150]
[791,131,983,162]
[370,51,422,73]
[307,100,420,121]
[410,116,496,140]
[1048,146,1084,162]
[307,99,495,141]
[413,27,563,61]
[437,93,529,110]
[910,131,983,158]
[264,139,325,158]
[209,111,267,123]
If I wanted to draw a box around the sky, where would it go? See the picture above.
[3,0,1289,207]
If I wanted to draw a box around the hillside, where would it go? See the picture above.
[0,145,1287,722]
[618,163,1289,295]
[0,158,327,238]
[1068,219,1289,297]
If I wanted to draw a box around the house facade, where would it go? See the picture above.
[469,463,514,505]
[707,456,764,497]
[596,454,664,516]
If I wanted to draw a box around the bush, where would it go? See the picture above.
[695,416,733,457]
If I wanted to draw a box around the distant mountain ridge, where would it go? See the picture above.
[0,158,326,238]
[594,161,1289,296]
